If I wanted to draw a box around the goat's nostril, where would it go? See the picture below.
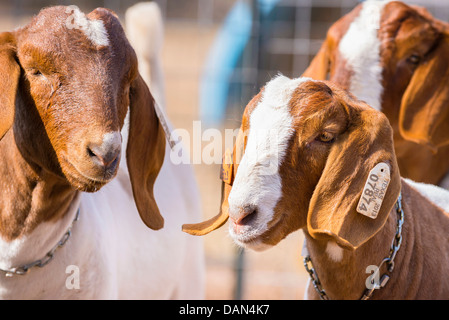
[86,131,122,169]
[87,144,120,168]
[87,147,96,158]
[232,206,258,226]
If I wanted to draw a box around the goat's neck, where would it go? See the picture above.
[0,129,77,242]
[303,208,398,300]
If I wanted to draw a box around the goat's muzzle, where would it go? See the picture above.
[83,131,122,180]
[61,130,122,191]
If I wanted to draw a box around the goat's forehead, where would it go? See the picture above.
[27,6,109,47]
[241,76,312,162]
[246,76,310,127]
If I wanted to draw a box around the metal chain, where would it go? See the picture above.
[303,193,404,300]
[361,193,404,300]
[0,208,80,277]
[303,255,329,300]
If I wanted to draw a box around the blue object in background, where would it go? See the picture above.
[199,0,281,300]
[258,0,280,16]
[199,0,280,126]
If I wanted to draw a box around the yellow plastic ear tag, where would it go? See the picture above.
[220,148,234,185]
[357,163,391,219]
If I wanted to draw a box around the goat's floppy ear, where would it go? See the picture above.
[307,106,401,250]
[127,74,166,230]
[0,32,20,140]
[182,127,246,235]
[182,182,231,236]
[399,35,449,152]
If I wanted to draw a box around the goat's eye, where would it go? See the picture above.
[317,132,335,143]
[28,68,43,77]
[407,54,421,65]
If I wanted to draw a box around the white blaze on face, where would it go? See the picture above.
[228,75,310,242]
[338,0,389,111]
[65,6,110,47]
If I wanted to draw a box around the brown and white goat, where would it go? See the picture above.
[0,6,204,299]
[184,76,449,299]
[303,0,449,187]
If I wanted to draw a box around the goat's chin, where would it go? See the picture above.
[69,176,107,192]
[229,213,293,251]
[59,157,116,192]
[63,167,109,192]
[229,223,274,251]
[233,236,273,252]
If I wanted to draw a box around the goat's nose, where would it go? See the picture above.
[230,205,258,226]
[86,131,122,169]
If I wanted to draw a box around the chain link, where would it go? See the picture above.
[0,208,80,277]
[303,256,329,300]
[303,193,404,300]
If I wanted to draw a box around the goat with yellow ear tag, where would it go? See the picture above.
[183,75,449,299]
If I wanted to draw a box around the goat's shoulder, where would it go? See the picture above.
[402,178,449,214]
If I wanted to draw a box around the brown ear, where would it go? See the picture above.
[127,74,166,230]
[182,182,231,236]
[307,106,401,250]
[182,127,246,235]
[399,35,449,152]
[0,32,20,140]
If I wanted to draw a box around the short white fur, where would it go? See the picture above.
[326,241,344,262]
[228,75,310,249]
[0,195,81,274]
[338,0,390,111]
[404,178,449,213]
[67,6,109,47]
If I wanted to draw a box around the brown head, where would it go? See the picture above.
[183,76,401,251]
[0,6,166,229]
[302,0,449,153]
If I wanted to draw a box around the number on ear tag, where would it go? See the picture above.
[356,163,391,219]
[220,148,234,185]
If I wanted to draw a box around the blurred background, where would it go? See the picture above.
[1,0,449,299]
